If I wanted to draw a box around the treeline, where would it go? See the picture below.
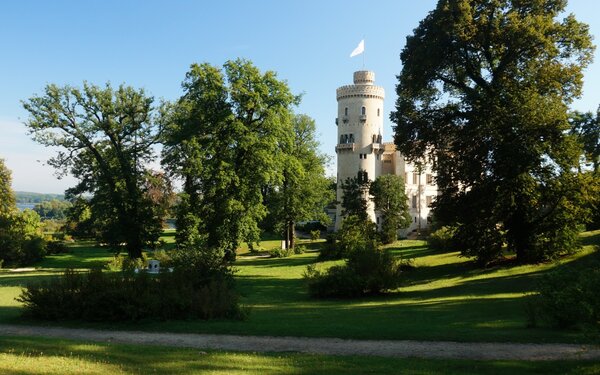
[15,191,64,203]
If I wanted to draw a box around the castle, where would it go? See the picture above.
[334,71,437,234]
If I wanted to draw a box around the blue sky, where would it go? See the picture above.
[1,0,599,194]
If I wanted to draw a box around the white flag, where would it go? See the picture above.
[350,39,365,58]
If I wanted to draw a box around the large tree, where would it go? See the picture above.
[162,59,298,260]
[23,83,164,258]
[267,114,333,249]
[392,0,594,264]
[370,174,411,244]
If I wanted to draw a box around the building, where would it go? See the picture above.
[334,70,437,235]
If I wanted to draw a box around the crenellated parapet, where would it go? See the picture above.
[336,85,385,101]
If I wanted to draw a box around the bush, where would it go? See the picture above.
[149,249,173,268]
[18,261,245,322]
[318,216,378,261]
[526,266,600,330]
[294,245,306,255]
[46,240,70,255]
[269,248,292,258]
[427,226,457,252]
[310,230,321,241]
[105,253,148,272]
[305,247,402,298]
[297,221,326,232]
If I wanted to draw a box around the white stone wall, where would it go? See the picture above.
[335,71,385,230]
[334,71,438,235]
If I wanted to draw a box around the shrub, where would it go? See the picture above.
[305,247,402,298]
[310,230,321,241]
[427,226,457,252]
[149,249,173,267]
[105,253,148,272]
[46,240,70,255]
[318,215,378,261]
[294,245,306,255]
[526,266,600,330]
[18,261,245,322]
[269,248,292,258]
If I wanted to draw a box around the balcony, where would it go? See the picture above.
[342,116,349,124]
[335,143,355,153]
[371,143,383,152]
[359,115,367,122]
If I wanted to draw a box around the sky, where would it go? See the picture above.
[1,0,599,194]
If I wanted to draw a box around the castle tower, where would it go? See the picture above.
[335,71,385,230]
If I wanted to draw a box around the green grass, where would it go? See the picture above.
[0,336,597,375]
[0,231,598,344]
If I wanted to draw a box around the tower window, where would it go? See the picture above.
[344,107,348,116]
[412,195,417,208]
[377,108,380,116]
[361,106,366,115]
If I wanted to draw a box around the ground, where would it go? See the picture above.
[0,229,598,373]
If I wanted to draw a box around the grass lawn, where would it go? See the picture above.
[0,230,598,344]
[0,335,598,375]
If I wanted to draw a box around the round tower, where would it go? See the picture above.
[335,71,385,230]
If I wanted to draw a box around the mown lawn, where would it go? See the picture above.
[0,336,598,375]
[0,230,598,344]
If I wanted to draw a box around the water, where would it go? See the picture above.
[16,203,36,211]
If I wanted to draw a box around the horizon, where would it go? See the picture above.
[1,0,599,194]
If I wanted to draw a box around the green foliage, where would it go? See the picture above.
[570,108,600,173]
[427,226,457,252]
[328,215,378,260]
[340,176,369,221]
[14,191,64,204]
[0,161,47,266]
[18,267,244,322]
[45,240,70,255]
[527,266,600,330]
[23,82,165,258]
[33,199,72,220]
[310,230,321,241]
[264,114,333,249]
[0,159,16,215]
[392,0,595,264]
[105,253,150,272]
[294,245,306,255]
[305,247,401,298]
[269,248,293,258]
[369,175,411,244]
[149,249,173,268]
[162,59,298,260]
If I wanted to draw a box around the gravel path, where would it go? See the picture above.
[0,324,598,361]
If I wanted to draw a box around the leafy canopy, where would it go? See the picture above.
[392,0,595,264]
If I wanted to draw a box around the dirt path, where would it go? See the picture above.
[0,324,598,361]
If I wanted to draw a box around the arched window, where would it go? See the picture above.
[344,107,348,116]
[361,106,366,115]
[377,108,380,116]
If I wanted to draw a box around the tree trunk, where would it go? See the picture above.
[288,221,295,249]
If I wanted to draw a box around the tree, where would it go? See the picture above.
[392,0,594,264]
[162,59,298,260]
[0,159,45,266]
[0,159,16,215]
[267,114,333,249]
[370,175,411,244]
[33,199,72,220]
[23,83,163,258]
[570,108,600,173]
[340,176,370,221]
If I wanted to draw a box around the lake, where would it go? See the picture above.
[16,203,37,211]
